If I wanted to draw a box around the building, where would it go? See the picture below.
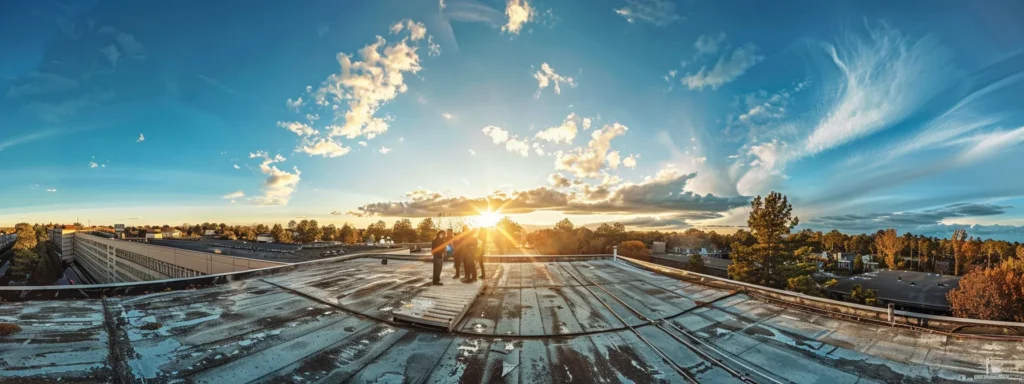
[204,229,217,236]
[162,228,183,238]
[145,230,163,240]
[256,234,274,243]
[70,232,285,284]
[652,241,666,254]
[48,225,77,262]
[833,252,879,271]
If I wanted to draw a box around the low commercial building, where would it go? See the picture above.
[204,230,217,236]
[163,229,183,238]
[72,232,285,284]
[256,234,274,243]
[146,231,163,240]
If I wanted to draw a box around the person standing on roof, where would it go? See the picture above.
[458,225,478,283]
[447,228,459,279]
[475,228,488,279]
[430,230,446,286]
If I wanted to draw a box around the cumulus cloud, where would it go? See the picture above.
[6,72,79,98]
[502,0,535,35]
[350,168,748,218]
[692,156,707,164]
[390,19,428,41]
[298,137,351,158]
[278,121,317,137]
[223,191,245,199]
[234,164,240,169]
[505,137,530,157]
[442,112,454,119]
[249,152,302,206]
[46,188,57,193]
[548,173,572,188]
[136,133,145,143]
[623,155,637,168]
[468,149,476,156]
[482,125,510,144]
[680,43,762,90]
[380,146,392,154]
[89,162,98,168]
[533,63,577,98]
[614,0,682,27]
[286,97,303,111]
[311,24,427,141]
[358,141,368,147]
[554,122,629,178]
[535,113,580,143]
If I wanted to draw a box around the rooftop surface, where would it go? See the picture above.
[831,270,961,311]
[1,256,1021,383]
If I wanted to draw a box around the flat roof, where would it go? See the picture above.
[830,270,961,310]
[0,258,1017,383]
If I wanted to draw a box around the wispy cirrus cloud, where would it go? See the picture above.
[680,43,762,90]
[614,0,682,27]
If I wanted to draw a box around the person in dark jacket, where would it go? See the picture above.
[430,230,446,285]
[459,227,478,283]
[476,228,488,279]
[448,228,460,279]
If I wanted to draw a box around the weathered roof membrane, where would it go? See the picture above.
[1,256,1022,383]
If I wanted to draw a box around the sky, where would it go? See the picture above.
[2,0,1024,241]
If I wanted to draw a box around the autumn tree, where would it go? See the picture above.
[688,253,705,273]
[786,275,819,297]
[416,218,437,242]
[727,192,802,288]
[948,262,1024,322]
[875,229,904,269]
[391,219,417,243]
[340,223,358,244]
[552,218,578,255]
[365,220,388,242]
[823,230,846,253]
[13,223,38,251]
[618,240,649,262]
[849,284,879,306]
[270,224,288,243]
[853,254,864,273]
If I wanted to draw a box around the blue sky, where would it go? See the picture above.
[2,0,1024,241]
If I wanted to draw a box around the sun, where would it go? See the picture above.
[474,210,503,227]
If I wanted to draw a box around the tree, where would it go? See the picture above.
[823,230,846,253]
[786,275,819,297]
[951,229,968,275]
[340,223,358,244]
[391,219,417,243]
[1017,244,1024,260]
[853,254,864,274]
[960,237,983,274]
[948,263,1024,322]
[688,253,705,273]
[552,218,578,255]
[270,224,289,243]
[287,220,297,230]
[494,216,524,254]
[366,220,388,242]
[875,229,904,269]
[618,240,649,262]
[917,238,932,272]
[14,223,38,251]
[849,284,879,306]
[728,192,800,288]
[9,249,41,281]
[416,218,437,242]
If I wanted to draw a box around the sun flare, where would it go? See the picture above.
[474,210,503,227]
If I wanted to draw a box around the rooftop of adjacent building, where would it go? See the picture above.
[1,254,1022,383]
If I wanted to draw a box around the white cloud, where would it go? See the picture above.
[286,97,303,111]
[100,44,120,67]
[390,19,427,41]
[695,32,727,56]
[115,32,145,59]
[6,72,79,98]
[613,0,681,27]
[535,113,579,143]
[680,43,762,90]
[533,63,576,98]
[89,162,98,168]
[468,149,476,156]
[692,156,707,164]
[582,117,592,130]
[298,137,351,158]
[554,122,630,178]
[358,141,368,147]
[548,173,572,188]
[223,191,245,199]
[197,75,240,96]
[607,151,621,169]
[442,112,454,119]
[505,137,530,156]
[623,155,637,168]
[46,188,57,193]
[380,146,392,154]
[804,24,951,156]
[233,164,240,169]
[439,0,446,10]
[427,35,441,56]
[136,133,145,143]
[502,0,535,35]
[249,152,302,206]
[312,24,427,141]
[482,125,510,144]
[278,121,317,137]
